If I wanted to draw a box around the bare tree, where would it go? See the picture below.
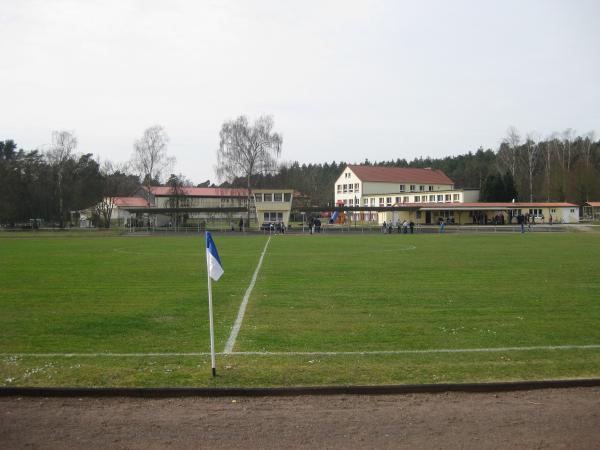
[544,133,559,201]
[131,125,174,206]
[166,173,192,230]
[216,115,283,224]
[524,133,540,202]
[95,160,134,228]
[498,126,520,179]
[562,128,575,172]
[582,131,596,167]
[47,130,77,227]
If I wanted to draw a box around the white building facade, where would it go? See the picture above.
[334,165,479,223]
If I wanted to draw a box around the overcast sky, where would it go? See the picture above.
[2,0,599,184]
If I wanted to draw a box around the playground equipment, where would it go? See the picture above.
[329,210,347,224]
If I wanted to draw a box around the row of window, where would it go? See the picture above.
[263,212,284,222]
[399,184,434,192]
[254,193,292,203]
[337,183,440,194]
[343,194,461,206]
[337,183,360,194]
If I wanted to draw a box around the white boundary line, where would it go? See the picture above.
[3,344,600,358]
[223,236,272,354]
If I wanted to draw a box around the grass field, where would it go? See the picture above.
[1,231,600,387]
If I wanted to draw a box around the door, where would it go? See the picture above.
[425,211,431,224]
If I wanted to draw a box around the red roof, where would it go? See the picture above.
[420,202,578,209]
[113,197,148,207]
[347,165,454,185]
[586,202,600,207]
[149,187,249,197]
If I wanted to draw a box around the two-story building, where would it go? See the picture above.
[103,186,295,228]
[333,165,580,224]
[334,165,480,223]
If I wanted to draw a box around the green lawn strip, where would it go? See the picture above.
[2,350,600,387]
[1,232,599,387]
[238,234,600,352]
[0,235,267,353]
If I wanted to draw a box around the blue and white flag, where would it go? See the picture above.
[206,232,224,281]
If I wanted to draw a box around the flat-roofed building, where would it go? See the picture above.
[252,189,294,227]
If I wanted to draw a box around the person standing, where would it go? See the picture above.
[518,213,525,233]
[439,218,445,233]
[409,221,414,234]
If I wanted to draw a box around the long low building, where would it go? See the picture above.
[97,187,295,228]
[382,202,579,225]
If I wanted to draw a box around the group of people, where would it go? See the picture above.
[382,220,415,234]
[308,217,322,234]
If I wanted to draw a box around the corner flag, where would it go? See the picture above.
[205,231,223,377]
[206,232,224,281]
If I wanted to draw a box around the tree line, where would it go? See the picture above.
[227,127,600,206]
[2,124,599,226]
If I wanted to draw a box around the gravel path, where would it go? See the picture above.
[2,387,599,449]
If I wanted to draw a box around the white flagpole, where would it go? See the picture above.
[206,249,217,377]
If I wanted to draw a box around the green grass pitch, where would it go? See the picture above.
[1,232,599,387]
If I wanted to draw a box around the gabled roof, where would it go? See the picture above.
[113,197,149,207]
[347,165,454,185]
[148,187,249,197]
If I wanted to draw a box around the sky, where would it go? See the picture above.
[2,0,599,184]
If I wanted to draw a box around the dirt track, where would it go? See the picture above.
[1,388,599,449]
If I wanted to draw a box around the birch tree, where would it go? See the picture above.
[131,125,174,206]
[524,133,540,202]
[216,115,283,224]
[47,130,77,227]
[498,126,520,179]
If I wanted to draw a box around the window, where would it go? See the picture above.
[395,197,401,204]
[264,212,283,222]
[349,199,354,205]
[453,194,460,201]
[529,208,544,217]
[410,185,416,192]
[437,195,443,202]
[414,196,420,202]
[273,193,282,202]
[370,198,375,206]
[419,185,425,191]
[348,184,353,193]
[354,183,360,192]
[445,194,451,202]
[284,193,291,202]
[363,198,368,205]
[403,196,409,203]
[263,193,273,202]
[551,208,556,213]
[254,193,262,202]
[416,211,421,219]
[343,184,347,193]
[399,184,405,192]
[386,197,392,206]
[428,185,434,191]
[570,209,575,213]
[337,184,341,193]
[379,197,384,206]
[429,195,435,202]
